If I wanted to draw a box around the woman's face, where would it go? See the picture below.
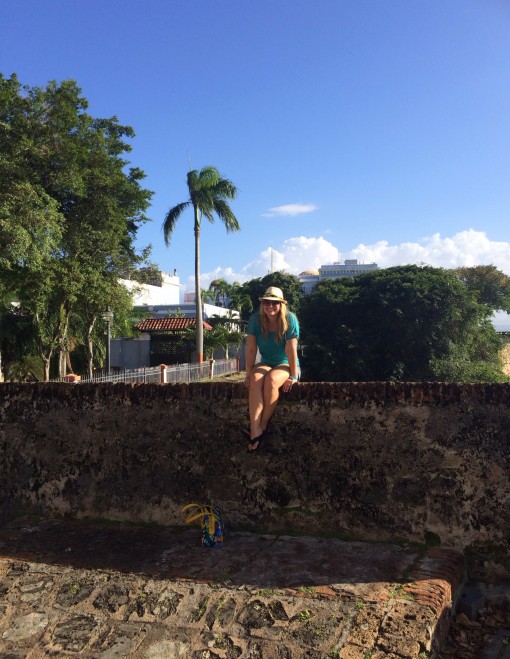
[262,300,281,319]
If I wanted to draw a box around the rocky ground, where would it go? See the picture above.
[0,517,508,658]
[440,574,510,658]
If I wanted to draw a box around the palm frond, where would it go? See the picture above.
[186,169,200,190]
[195,166,220,189]
[163,202,190,246]
[212,177,237,200]
[213,199,240,231]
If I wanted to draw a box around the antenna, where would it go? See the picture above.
[187,152,192,171]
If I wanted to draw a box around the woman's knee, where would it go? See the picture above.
[264,372,284,394]
[249,370,266,388]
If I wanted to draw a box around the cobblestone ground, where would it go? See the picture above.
[0,517,507,658]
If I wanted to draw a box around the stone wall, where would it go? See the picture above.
[1,381,509,550]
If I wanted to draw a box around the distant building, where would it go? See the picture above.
[114,271,240,369]
[137,303,238,322]
[120,271,180,306]
[298,259,378,294]
[298,269,320,295]
[319,259,378,279]
[133,317,214,366]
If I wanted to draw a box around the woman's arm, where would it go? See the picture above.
[245,334,258,388]
[285,337,299,380]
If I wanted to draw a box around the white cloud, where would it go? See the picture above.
[263,203,317,217]
[277,236,340,272]
[186,237,336,294]
[348,230,510,273]
[183,231,510,304]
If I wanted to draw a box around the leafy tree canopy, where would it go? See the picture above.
[453,265,510,313]
[300,265,505,382]
[0,73,152,379]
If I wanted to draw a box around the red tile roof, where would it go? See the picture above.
[135,318,212,332]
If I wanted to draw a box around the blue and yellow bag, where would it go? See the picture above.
[181,503,223,548]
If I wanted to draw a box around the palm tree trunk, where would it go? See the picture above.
[194,206,203,363]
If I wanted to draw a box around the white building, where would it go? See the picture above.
[114,271,240,370]
[319,259,378,279]
[120,271,180,306]
[298,269,320,295]
[120,271,239,322]
[298,259,379,293]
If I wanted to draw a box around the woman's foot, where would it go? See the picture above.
[248,430,266,452]
[243,418,271,439]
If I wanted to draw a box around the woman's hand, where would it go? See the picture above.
[282,376,296,393]
[244,373,251,390]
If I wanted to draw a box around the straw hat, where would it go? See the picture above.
[259,286,287,303]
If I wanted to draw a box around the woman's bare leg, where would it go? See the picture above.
[260,366,290,432]
[248,365,272,441]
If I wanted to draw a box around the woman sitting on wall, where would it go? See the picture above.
[244,286,300,451]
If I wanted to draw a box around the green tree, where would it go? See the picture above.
[207,312,245,358]
[453,265,510,313]
[431,316,505,382]
[0,74,64,307]
[0,304,40,381]
[179,322,244,361]
[208,278,231,307]
[228,281,253,319]
[122,261,163,287]
[163,166,239,362]
[0,75,152,379]
[76,275,135,378]
[300,265,503,382]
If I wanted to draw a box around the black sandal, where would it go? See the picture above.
[247,430,267,453]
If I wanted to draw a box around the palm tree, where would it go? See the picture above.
[163,166,239,362]
[228,281,253,319]
[209,278,231,307]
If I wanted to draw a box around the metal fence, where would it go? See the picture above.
[76,366,163,385]
[60,358,239,385]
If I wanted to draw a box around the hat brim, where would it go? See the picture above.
[259,296,287,303]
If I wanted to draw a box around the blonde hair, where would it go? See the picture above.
[259,301,289,341]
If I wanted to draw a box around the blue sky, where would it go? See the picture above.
[2,0,510,321]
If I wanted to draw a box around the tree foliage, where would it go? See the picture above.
[300,265,505,382]
[0,74,152,379]
[176,323,244,361]
[453,265,510,313]
[208,278,231,307]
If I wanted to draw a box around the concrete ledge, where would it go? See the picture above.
[2,379,510,403]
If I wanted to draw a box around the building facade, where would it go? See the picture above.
[120,271,180,307]
[298,259,378,293]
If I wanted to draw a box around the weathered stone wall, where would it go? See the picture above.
[1,381,509,549]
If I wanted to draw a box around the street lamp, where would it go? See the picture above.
[101,308,114,374]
